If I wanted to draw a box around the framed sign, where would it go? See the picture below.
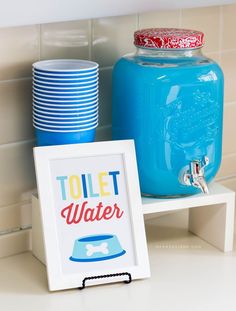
[33,140,150,291]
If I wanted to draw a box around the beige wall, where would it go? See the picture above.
[0,4,236,245]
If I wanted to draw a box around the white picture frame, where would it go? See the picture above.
[33,140,150,291]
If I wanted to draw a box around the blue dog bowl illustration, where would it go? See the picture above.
[69,234,126,262]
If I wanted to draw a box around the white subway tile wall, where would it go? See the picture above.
[0,203,21,233]
[221,4,236,51]
[0,141,36,208]
[92,15,137,67]
[223,103,236,155]
[99,68,113,126]
[181,6,221,54]
[0,79,34,144]
[40,20,91,60]
[220,51,236,102]
[0,25,40,81]
[217,153,236,179]
[138,10,181,29]
[0,230,31,258]
[0,4,236,257]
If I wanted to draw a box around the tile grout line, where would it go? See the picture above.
[218,5,223,64]
[136,13,140,29]
[216,174,236,182]
[0,77,32,84]
[0,138,35,149]
[0,125,111,149]
[0,228,31,238]
[222,151,236,158]
[224,101,236,106]
[218,48,236,53]
[88,19,93,61]
[0,199,33,211]
[39,24,42,61]
[99,66,113,71]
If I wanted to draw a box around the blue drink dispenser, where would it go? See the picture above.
[112,28,224,197]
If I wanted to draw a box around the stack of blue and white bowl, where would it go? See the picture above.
[32,59,99,146]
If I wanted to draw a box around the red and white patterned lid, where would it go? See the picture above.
[134,28,204,49]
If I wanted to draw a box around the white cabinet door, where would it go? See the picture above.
[1,0,236,28]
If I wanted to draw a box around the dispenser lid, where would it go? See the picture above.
[134,28,204,49]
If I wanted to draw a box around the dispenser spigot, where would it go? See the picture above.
[181,156,209,194]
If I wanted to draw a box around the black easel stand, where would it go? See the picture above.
[78,272,132,290]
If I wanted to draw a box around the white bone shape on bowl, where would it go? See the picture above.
[86,242,109,257]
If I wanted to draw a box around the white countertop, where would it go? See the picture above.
[1,210,236,311]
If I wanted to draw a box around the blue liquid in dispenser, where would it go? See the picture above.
[112,54,224,196]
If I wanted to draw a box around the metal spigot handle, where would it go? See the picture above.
[181,156,209,194]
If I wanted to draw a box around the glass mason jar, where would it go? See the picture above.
[112,28,224,197]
